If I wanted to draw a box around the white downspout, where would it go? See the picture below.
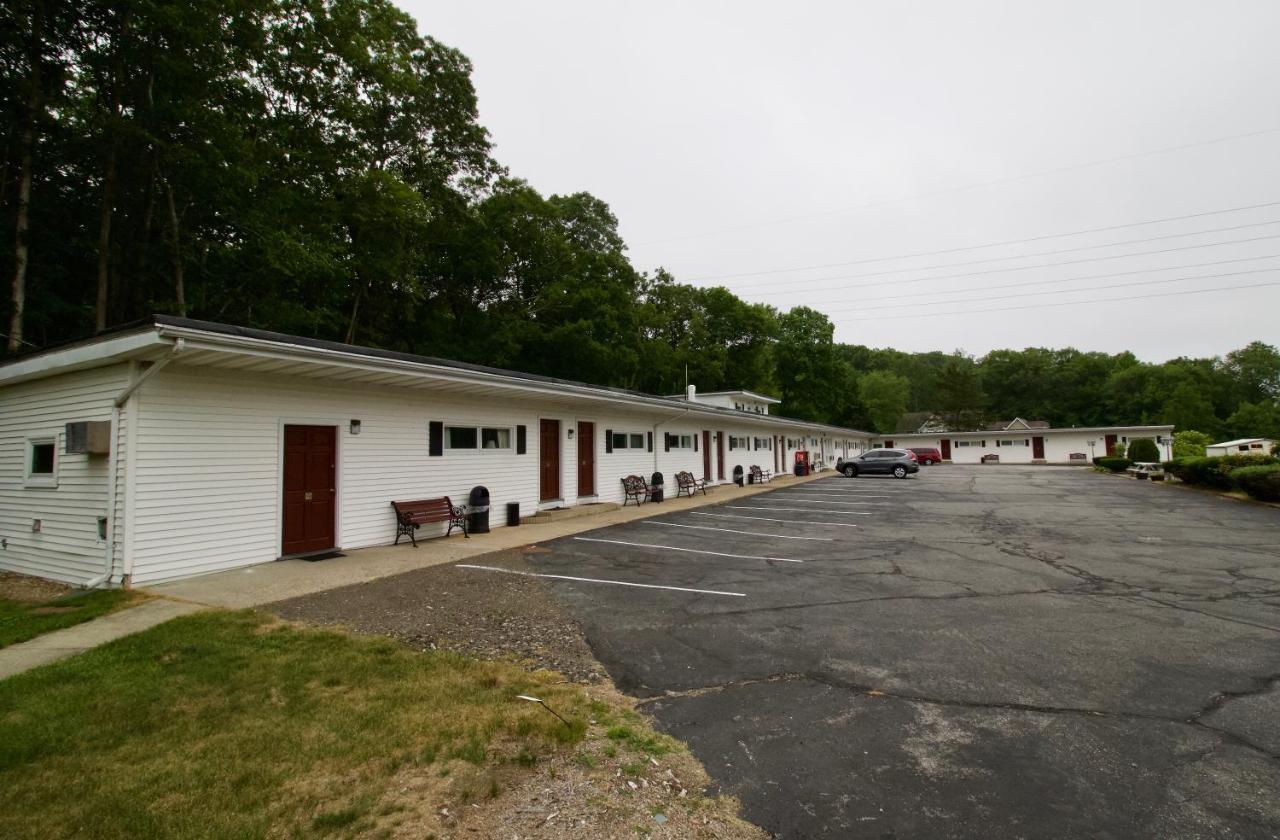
[84,338,184,589]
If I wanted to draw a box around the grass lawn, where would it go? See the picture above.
[0,610,593,839]
[0,588,140,648]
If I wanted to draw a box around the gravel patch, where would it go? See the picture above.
[266,547,606,684]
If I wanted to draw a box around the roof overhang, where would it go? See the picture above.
[884,426,1175,438]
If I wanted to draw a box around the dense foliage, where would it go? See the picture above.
[1092,457,1132,473]
[3,0,1278,436]
[1229,465,1280,502]
[1163,454,1280,490]
[1126,438,1160,463]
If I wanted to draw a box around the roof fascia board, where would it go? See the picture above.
[163,328,869,436]
[886,425,1174,437]
[0,330,170,387]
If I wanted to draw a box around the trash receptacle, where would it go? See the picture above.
[733,465,744,487]
[468,486,490,534]
[506,502,520,527]
[650,471,664,503]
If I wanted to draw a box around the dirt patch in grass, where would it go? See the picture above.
[0,571,72,603]
[269,549,606,683]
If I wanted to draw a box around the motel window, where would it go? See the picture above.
[753,437,771,450]
[446,426,512,450]
[610,432,646,450]
[998,439,1028,447]
[730,436,749,450]
[25,438,57,488]
[664,434,695,450]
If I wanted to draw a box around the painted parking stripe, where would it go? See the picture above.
[776,492,893,499]
[692,511,859,528]
[574,537,803,563]
[763,498,885,506]
[643,521,834,541]
[724,505,874,515]
[456,564,746,597]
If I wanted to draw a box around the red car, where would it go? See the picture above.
[908,447,943,465]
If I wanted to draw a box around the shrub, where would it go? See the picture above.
[1127,438,1160,462]
[1112,441,1128,459]
[1166,454,1279,489]
[1172,430,1211,458]
[1093,456,1132,472]
[1231,465,1280,502]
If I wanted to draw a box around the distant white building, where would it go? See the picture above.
[1206,438,1276,457]
[874,423,1174,464]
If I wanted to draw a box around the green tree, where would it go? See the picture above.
[1160,383,1219,434]
[1172,430,1211,458]
[935,355,984,430]
[1224,401,1280,441]
[859,370,910,434]
[774,307,838,422]
[1127,438,1160,462]
[1222,341,1280,404]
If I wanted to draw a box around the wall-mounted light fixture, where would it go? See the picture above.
[31,519,42,533]
[349,419,362,435]
[567,428,575,440]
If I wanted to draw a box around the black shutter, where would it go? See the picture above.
[647,432,653,452]
[605,429,613,454]
[516,424,526,454]
[694,434,698,452]
[664,433,671,452]
[429,421,444,456]
[729,437,735,450]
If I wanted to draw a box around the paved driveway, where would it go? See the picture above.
[491,467,1280,838]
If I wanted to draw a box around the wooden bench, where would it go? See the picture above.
[750,465,773,484]
[674,470,708,497]
[621,475,653,506]
[981,453,999,464]
[391,497,467,546]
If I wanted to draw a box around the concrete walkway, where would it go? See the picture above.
[0,598,203,680]
[153,471,831,608]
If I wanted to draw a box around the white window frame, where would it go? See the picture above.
[445,425,514,452]
[25,436,59,488]
[610,431,646,451]
[667,433,695,450]
[730,435,750,450]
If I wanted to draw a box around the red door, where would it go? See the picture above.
[716,433,725,480]
[1105,434,1118,456]
[577,422,595,496]
[884,440,894,448]
[1032,436,1045,459]
[540,419,561,501]
[702,431,712,480]
[940,439,951,460]
[282,425,336,556]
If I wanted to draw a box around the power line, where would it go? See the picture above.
[685,199,1280,282]
[729,231,1280,296]
[638,125,1280,246]
[704,218,1280,292]
[823,253,1280,305]
[832,280,1280,322]
[831,266,1280,314]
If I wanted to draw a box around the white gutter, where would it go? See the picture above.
[85,338,183,589]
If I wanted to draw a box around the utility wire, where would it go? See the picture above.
[833,280,1280,322]
[823,253,1280,304]
[831,266,1280,313]
[639,125,1280,246]
[706,218,1280,292]
[731,231,1280,295]
[686,199,1280,282]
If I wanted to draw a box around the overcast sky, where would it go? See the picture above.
[412,1,1280,362]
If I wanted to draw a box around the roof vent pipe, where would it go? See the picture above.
[686,384,696,401]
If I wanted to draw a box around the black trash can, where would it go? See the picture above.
[506,502,520,527]
[468,485,491,534]
[650,471,664,503]
[733,465,744,487]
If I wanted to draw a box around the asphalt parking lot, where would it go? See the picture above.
[469,466,1280,838]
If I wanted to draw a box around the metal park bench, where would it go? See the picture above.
[621,475,653,506]
[749,465,773,484]
[391,497,468,546]
[674,470,708,497]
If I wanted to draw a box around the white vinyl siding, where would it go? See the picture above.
[0,366,130,584]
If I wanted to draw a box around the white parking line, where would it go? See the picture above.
[643,521,834,541]
[692,512,859,528]
[761,498,884,507]
[574,537,803,563]
[776,492,893,499]
[724,505,874,515]
[456,565,746,597]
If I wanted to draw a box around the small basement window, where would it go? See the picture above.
[25,438,58,488]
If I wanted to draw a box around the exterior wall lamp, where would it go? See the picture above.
[349,419,361,435]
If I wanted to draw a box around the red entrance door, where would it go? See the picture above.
[716,433,725,480]
[540,420,561,501]
[1032,436,1045,459]
[940,439,951,460]
[1104,434,1118,456]
[282,425,336,556]
[702,431,712,480]
[577,422,595,496]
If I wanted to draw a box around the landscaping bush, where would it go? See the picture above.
[1172,430,1211,458]
[1112,441,1127,459]
[1164,454,1279,489]
[1093,456,1132,472]
[1229,465,1280,502]
[1127,438,1160,462]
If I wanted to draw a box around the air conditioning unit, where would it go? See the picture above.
[65,421,111,454]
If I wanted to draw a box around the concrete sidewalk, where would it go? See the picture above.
[152,471,830,609]
[0,598,203,680]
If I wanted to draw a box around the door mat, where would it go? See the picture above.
[300,551,346,562]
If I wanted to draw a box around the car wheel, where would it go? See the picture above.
[923,459,933,465]
[843,465,857,477]
[893,465,907,479]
